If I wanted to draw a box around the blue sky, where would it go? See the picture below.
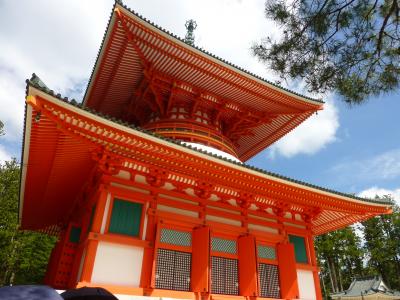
[0,0,399,202]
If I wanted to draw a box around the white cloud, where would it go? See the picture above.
[0,0,279,155]
[332,148,400,181]
[0,145,12,163]
[0,0,112,146]
[131,0,280,82]
[268,96,339,158]
[0,0,339,160]
[0,69,25,142]
[358,187,400,204]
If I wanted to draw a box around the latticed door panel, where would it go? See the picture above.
[211,256,239,295]
[155,248,191,291]
[173,251,192,291]
[258,263,281,298]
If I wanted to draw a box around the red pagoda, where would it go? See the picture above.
[19,2,392,300]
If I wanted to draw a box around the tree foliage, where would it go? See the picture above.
[316,226,364,295]
[253,0,400,104]
[315,196,400,298]
[0,159,56,286]
[362,199,400,289]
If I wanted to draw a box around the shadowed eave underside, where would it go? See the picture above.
[82,2,324,161]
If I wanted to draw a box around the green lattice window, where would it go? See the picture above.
[211,237,237,254]
[109,199,142,237]
[69,226,81,243]
[160,228,192,247]
[258,245,276,260]
[289,235,308,263]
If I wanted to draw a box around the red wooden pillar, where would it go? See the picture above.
[79,186,108,283]
[308,235,323,300]
[45,223,80,289]
[68,204,93,287]
[277,242,299,299]
[44,228,67,287]
[140,193,158,288]
[238,235,258,296]
[191,226,210,293]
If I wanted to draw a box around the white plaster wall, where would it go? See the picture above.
[76,249,86,282]
[297,269,317,300]
[115,170,131,180]
[91,242,144,286]
[100,193,111,234]
[159,194,197,205]
[142,202,149,240]
[110,182,150,194]
[157,204,199,218]
[209,206,241,215]
[248,223,279,234]
[283,222,306,229]
[206,214,241,226]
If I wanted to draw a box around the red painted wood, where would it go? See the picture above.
[191,226,210,293]
[238,235,258,296]
[277,243,299,299]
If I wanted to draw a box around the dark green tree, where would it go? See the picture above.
[252,0,400,104]
[361,198,400,290]
[0,159,56,286]
[315,226,364,297]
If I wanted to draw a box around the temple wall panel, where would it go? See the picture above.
[157,204,199,218]
[284,222,307,229]
[205,214,242,227]
[248,223,279,234]
[115,170,131,180]
[100,193,112,234]
[110,182,151,195]
[91,241,144,286]
[76,249,86,283]
[297,269,317,300]
[158,193,198,205]
[68,176,321,299]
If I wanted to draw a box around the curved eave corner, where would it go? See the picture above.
[82,1,324,109]
[24,76,393,214]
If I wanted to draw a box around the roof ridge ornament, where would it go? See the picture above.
[184,19,197,46]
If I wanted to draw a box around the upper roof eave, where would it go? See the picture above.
[25,75,393,208]
[82,0,324,107]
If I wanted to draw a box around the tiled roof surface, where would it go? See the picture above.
[82,0,324,105]
[332,276,400,297]
[24,74,393,206]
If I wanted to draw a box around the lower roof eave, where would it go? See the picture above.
[28,85,394,209]
[19,83,392,233]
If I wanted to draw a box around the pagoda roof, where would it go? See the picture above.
[19,75,391,236]
[331,276,400,299]
[82,1,323,161]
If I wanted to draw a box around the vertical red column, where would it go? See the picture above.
[68,206,92,288]
[44,223,80,289]
[44,228,68,287]
[140,193,158,288]
[277,242,299,299]
[238,235,258,296]
[308,235,323,300]
[79,186,108,283]
[191,226,210,293]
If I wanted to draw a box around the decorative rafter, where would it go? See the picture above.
[25,93,389,237]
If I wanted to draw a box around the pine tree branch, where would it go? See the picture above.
[376,0,398,56]
[327,0,357,15]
